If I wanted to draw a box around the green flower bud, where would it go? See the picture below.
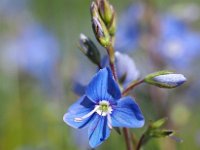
[148,129,174,138]
[107,10,116,36]
[79,33,101,66]
[98,0,113,24]
[144,71,186,88]
[96,0,117,36]
[91,17,111,47]
[149,118,167,129]
[91,2,111,47]
[141,118,178,147]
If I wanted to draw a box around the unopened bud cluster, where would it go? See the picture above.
[140,118,175,146]
[90,0,116,47]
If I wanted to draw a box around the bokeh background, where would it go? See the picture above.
[0,0,200,150]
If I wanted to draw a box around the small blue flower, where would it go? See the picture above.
[160,15,187,37]
[101,52,140,87]
[73,52,140,96]
[115,52,140,88]
[63,68,144,148]
[155,15,200,68]
[114,3,200,68]
[114,3,144,52]
[1,23,60,96]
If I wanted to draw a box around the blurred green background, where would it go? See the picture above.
[0,0,200,150]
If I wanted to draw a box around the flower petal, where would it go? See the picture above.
[115,52,140,88]
[111,96,145,128]
[63,95,95,129]
[88,115,111,148]
[86,67,121,102]
[72,81,86,96]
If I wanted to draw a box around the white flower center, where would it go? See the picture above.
[74,100,113,129]
[96,100,113,116]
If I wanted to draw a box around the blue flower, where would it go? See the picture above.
[114,3,200,68]
[101,52,140,87]
[114,3,144,52]
[63,68,145,148]
[73,52,140,96]
[115,52,140,87]
[1,23,60,96]
[156,15,200,68]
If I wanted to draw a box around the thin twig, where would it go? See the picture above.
[136,134,145,150]
[131,131,138,147]
[109,61,117,80]
[122,79,144,96]
[123,128,134,150]
[106,45,118,80]
[98,63,102,70]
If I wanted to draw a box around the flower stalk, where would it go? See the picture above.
[122,79,144,96]
[106,45,117,80]
[106,43,133,150]
[123,128,134,150]
[136,134,145,150]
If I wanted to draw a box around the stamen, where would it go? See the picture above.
[74,105,100,122]
[107,114,112,129]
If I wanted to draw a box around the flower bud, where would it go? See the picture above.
[79,33,101,66]
[107,10,116,36]
[148,129,174,138]
[90,1,100,18]
[144,71,187,88]
[91,17,111,47]
[98,0,113,24]
[149,118,167,129]
[91,2,111,47]
[140,118,177,146]
[96,0,117,36]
